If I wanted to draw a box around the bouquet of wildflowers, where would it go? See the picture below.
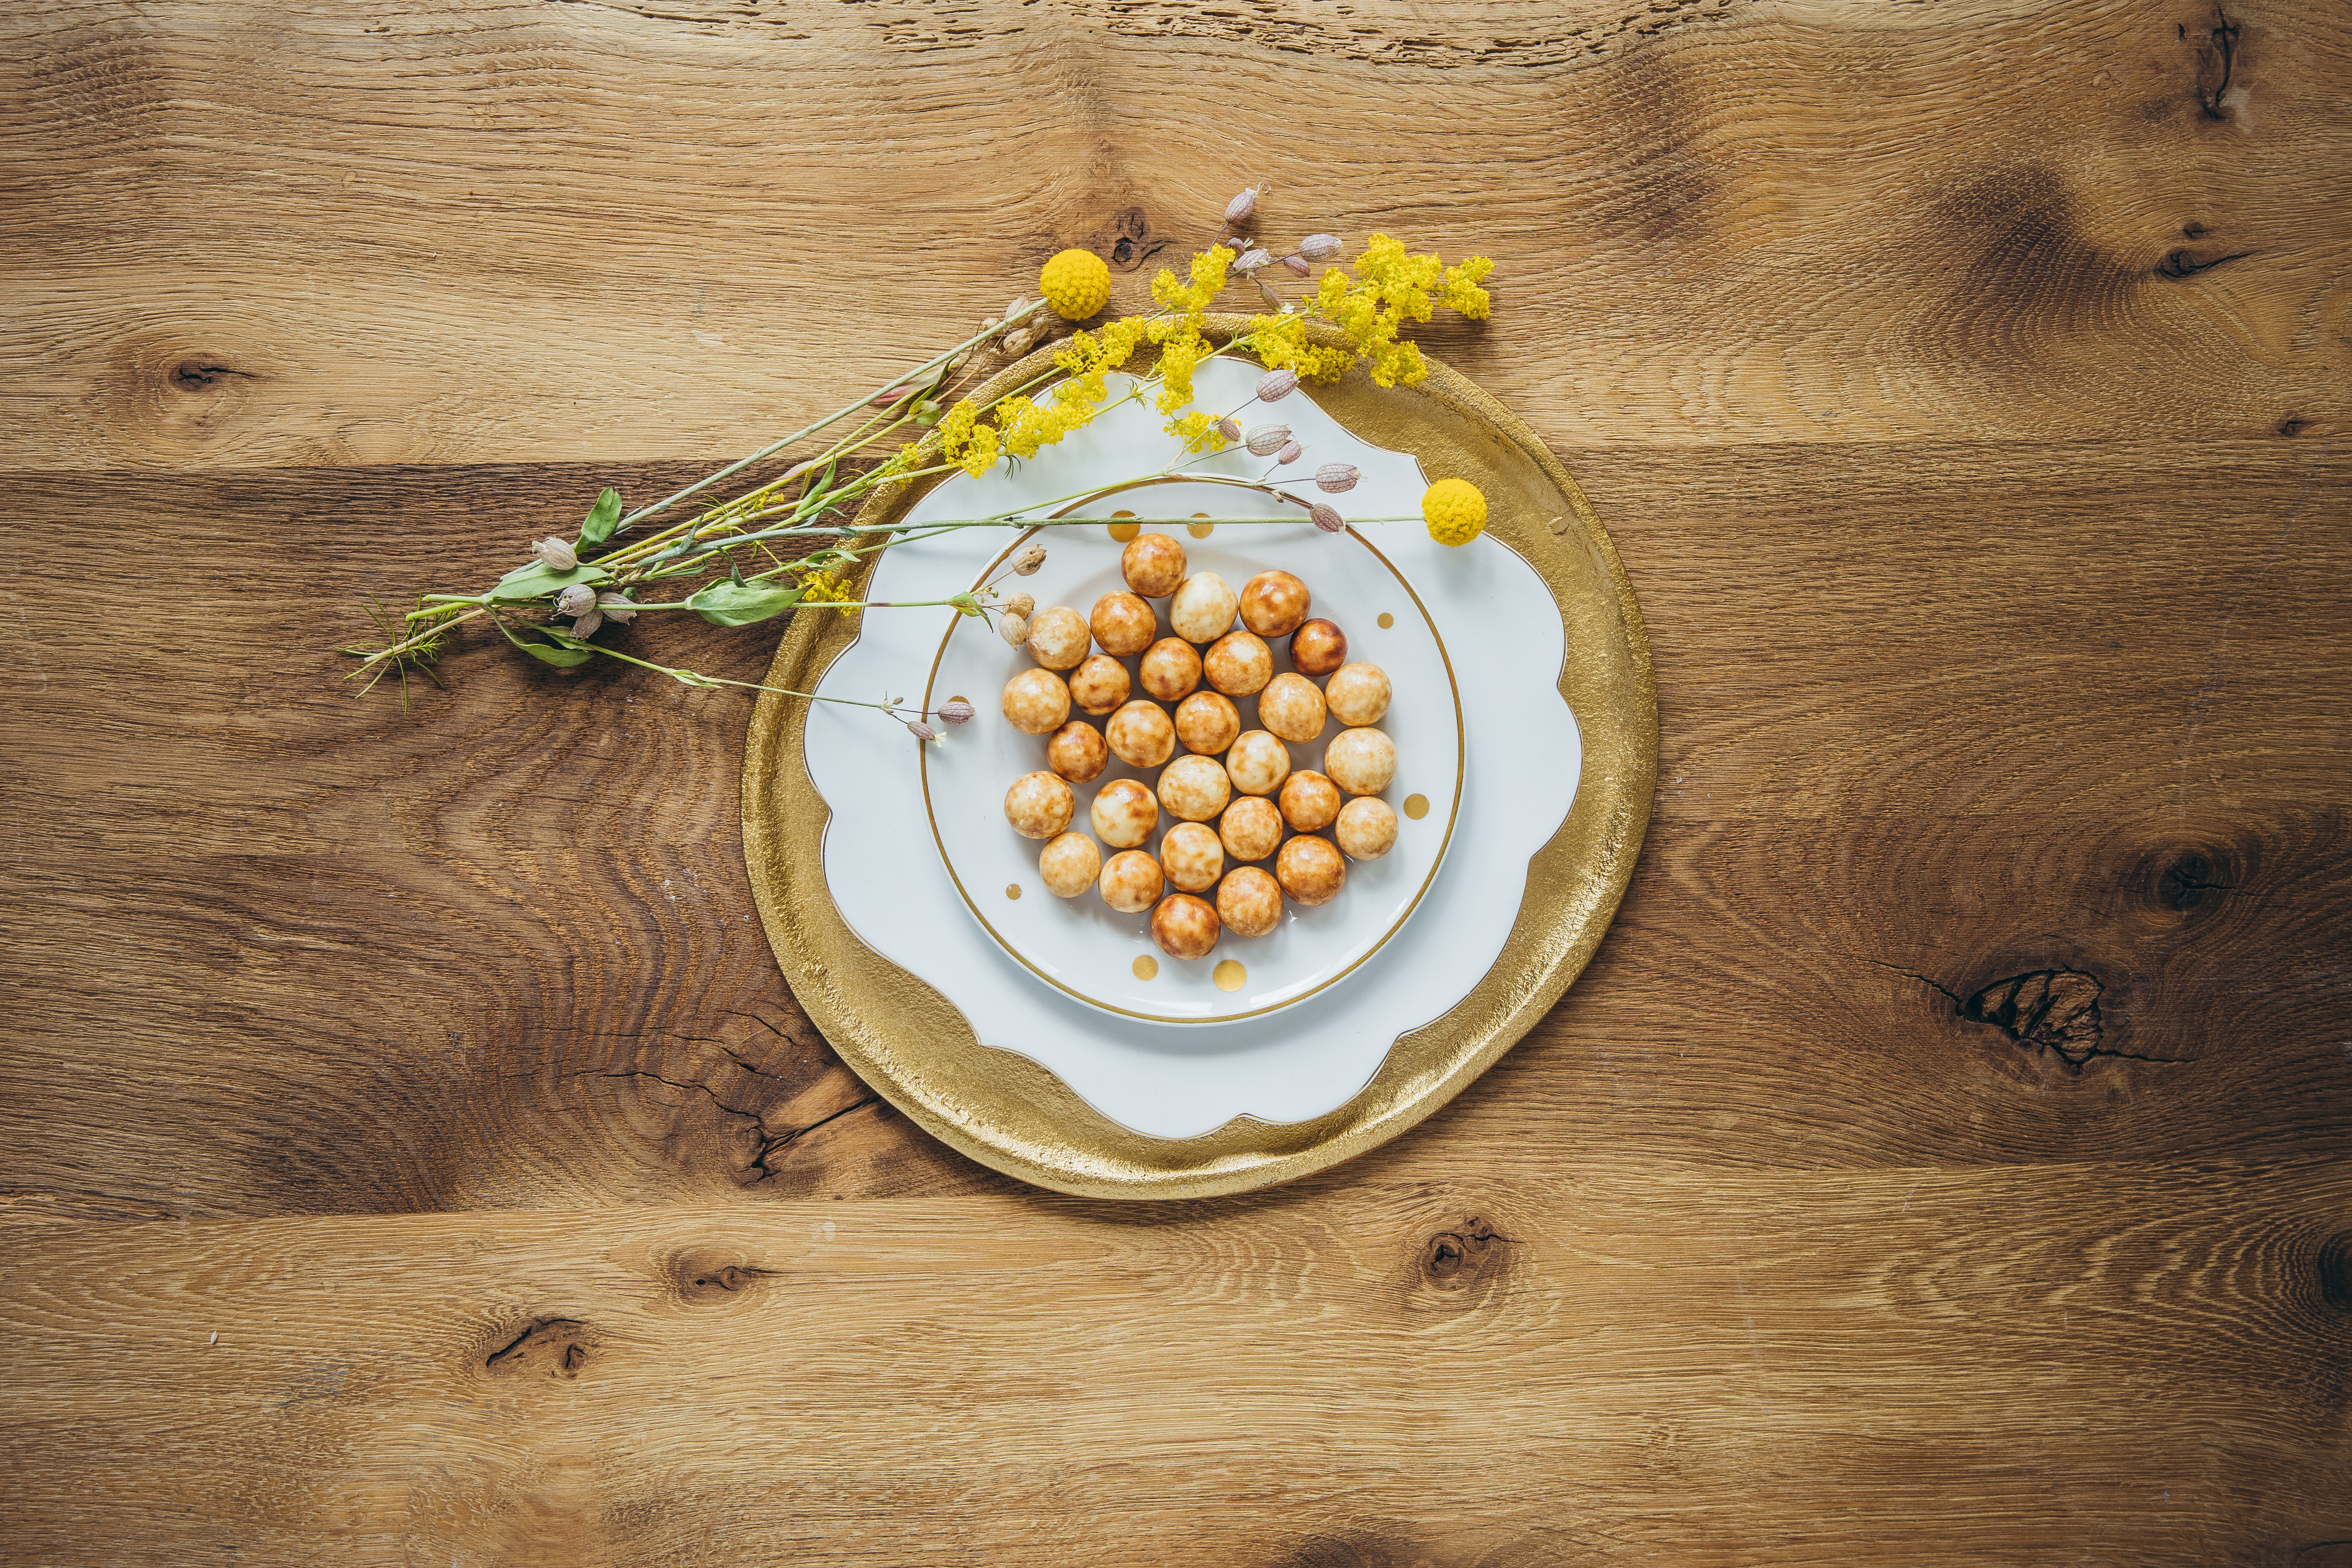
[344,185,1497,730]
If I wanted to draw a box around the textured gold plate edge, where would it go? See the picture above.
[741,315,1658,1199]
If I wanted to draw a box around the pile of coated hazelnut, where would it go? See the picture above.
[999,531,1400,965]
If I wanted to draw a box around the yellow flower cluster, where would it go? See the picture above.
[1142,245,1236,448]
[1421,478,1488,547]
[799,569,856,602]
[1272,233,1498,388]
[1039,248,1111,320]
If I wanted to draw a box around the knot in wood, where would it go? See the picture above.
[484,1318,590,1379]
[1417,1216,1515,1297]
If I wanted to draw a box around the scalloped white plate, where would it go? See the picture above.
[799,359,1580,1138]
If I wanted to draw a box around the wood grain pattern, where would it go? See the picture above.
[3,0,2349,1559]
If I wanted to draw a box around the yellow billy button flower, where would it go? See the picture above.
[1039,249,1111,320]
[1422,478,1487,547]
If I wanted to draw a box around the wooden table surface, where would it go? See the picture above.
[6,0,2349,1561]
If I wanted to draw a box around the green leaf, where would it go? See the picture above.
[489,560,612,603]
[516,638,596,668]
[579,487,624,546]
[686,579,805,627]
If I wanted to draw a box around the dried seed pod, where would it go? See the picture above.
[998,611,1031,646]
[554,584,596,617]
[1275,440,1303,466]
[1256,369,1298,402]
[1244,423,1291,457]
[595,592,637,625]
[1001,328,1036,357]
[1224,187,1261,225]
[938,698,976,726]
[530,536,578,572]
[1281,254,1311,276]
[1217,416,1243,443]
[1315,463,1360,494]
[1298,233,1342,262]
[1309,502,1345,533]
[1234,248,1273,273]
[1011,545,1047,576]
[1000,591,1036,620]
[905,719,939,742]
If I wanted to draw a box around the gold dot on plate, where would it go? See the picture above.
[1188,512,1214,539]
[1377,612,1395,630]
[1005,882,1022,899]
[1108,510,1139,542]
[1402,793,1430,820]
[1213,959,1246,992]
[1132,954,1159,980]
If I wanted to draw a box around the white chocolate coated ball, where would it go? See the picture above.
[1159,821,1224,893]
[1121,532,1187,598]
[1257,671,1328,744]
[1276,834,1347,906]
[1203,630,1272,697]
[1277,769,1341,833]
[1046,720,1107,783]
[1216,866,1283,938]
[1151,892,1221,959]
[1218,796,1283,863]
[1334,795,1398,860]
[1169,573,1238,644]
[1001,667,1071,735]
[1099,849,1164,914]
[1324,726,1396,796]
[1157,753,1232,823]
[1089,591,1158,658]
[1323,662,1391,727]
[1067,653,1130,717]
[1224,730,1292,797]
[1138,637,1201,703]
[1105,700,1176,770]
[1237,570,1311,638]
[1039,831,1102,896]
[1025,605,1090,670]
[1090,778,1159,848]
[1174,690,1241,755]
[1004,771,1075,839]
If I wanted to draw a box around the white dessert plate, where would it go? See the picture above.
[921,508,1463,1024]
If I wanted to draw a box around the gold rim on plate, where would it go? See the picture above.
[917,518,1466,1025]
[742,316,1657,1199]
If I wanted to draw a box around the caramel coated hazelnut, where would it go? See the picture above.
[1045,720,1108,783]
[1038,831,1102,897]
[1237,569,1311,638]
[1169,572,1238,644]
[1121,532,1187,599]
[1203,629,1272,697]
[1216,866,1284,938]
[1174,690,1241,755]
[1157,753,1232,823]
[1323,661,1391,727]
[1224,730,1292,797]
[1025,605,1091,671]
[1289,618,1348,677]
[1003,771,1075,839]
[1138,637,1202,703]
[1089,591,1158,658]
[1105,699,1176,769]
[1001,667,1072,735]
[1334,796,1398,860]
[1218,796,1284,863]
[1099,849,1165,914]
[1067,653,1131,717]
[1276,833,1347,906]
[1150,892,1221,959]
[1324,726,1396,796]
[1256,671,1328,744]
[1159,821,1224,893]
[1276,769,1341,833]
[1090,778,1159,849]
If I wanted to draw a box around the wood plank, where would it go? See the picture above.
[3,441,2344,1217]
[3,1164,2346,1564]
[4,0,2346,469]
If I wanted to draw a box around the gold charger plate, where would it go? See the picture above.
[741,317,1657,1199]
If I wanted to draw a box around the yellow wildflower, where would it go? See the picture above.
[1422,478,1487,547]
[1441,255,1494,319]
[1172,410,1226,453]
[1150,245,1236,316]
[800,570,855,603]
[1039,248,1112,320]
